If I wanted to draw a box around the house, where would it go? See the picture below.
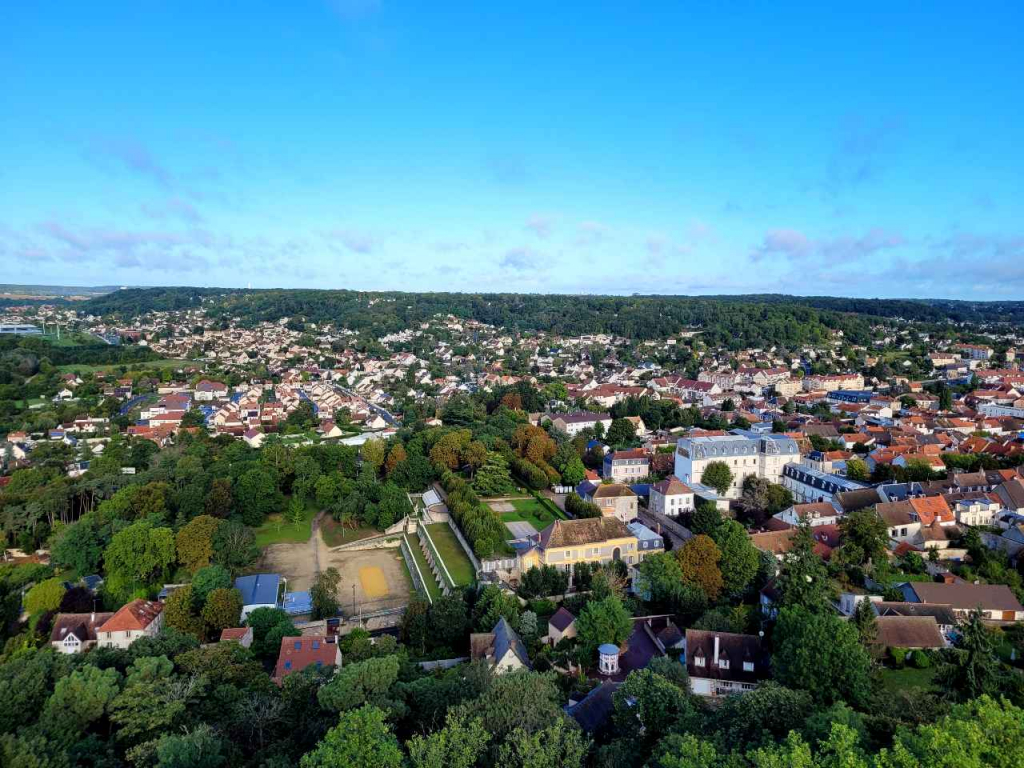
[50,611,114,654]
[519,517,640,573]
[242,428,266,448]
[470,617,531,673]
[684,629,768,697]
[194,380,229,401]
[674,432,799,499]
[220,627,254,648]
[871,616,946,652]
[873,601,957,639]
[627,521,665,561]
[565,680,620,733]
[649,476,695,517]
[547,607,576,644]
[96,599,164,649]
[954,498,1000,527]
[773,502,842,528]
[549,412,614,437]
[583,483,639,524]
[899,581,1024,622]
[780,464,869,504]
[273,634,341,683]
[236,573,282,619]
[602,449,650,482]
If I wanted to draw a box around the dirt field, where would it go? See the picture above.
[324,547,411,614]
[258,539,317,592]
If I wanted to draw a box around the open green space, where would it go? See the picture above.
[425,522,476,586]
[56,358,190,375]
[497,497,567,532]
[254,499,317,548]
[404,533,443,601]
[878,665,937,693]
[320,516,382,548]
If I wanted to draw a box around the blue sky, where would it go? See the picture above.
[2,2,1022,298]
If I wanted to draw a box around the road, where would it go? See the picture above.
[330,383,401,426]
[638,509,692,550]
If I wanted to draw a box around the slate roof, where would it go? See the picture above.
[50,612,113,644]
[565,680,620,733]
[685,629,768,685]
[549,607,576,633]
[874,601,957,627]
[470,617,532,669]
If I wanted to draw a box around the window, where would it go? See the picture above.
[294,641,302,651]
[718,659,730,669]
[743,661,754,672]
[312,640,320,650]
[694,655,705,667]
[284,661,292,670]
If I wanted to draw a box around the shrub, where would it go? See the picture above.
[890,647,907,667]
[909,649,931,669]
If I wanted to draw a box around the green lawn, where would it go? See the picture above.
[56,358,190,374]
[498,497,566,532]
[320,516,382,548]
[254,500,318,548]
[878,665,937,693]
[404,534,442,601]
[425,523,476,586]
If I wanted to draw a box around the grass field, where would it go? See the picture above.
[320,516,382,548]
[425,523,476,586]
[254,500,318,548]
[497,497,567,532]
[878,665,937,693]
[56,358,191,374]
[404,533,443,601]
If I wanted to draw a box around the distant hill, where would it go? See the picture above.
[75,287,1024,348]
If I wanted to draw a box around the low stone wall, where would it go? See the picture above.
[417,522,455,593]
[400,535,433,605]
[417,656,469,671]
[330,533,403,552]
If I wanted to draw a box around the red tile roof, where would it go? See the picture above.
[97,599,163,633]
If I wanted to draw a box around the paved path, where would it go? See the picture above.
[505,520,538,539]
[638,509,691,550]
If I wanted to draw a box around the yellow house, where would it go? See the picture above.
[520,517,640,573]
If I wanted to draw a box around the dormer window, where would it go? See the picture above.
[743,661,754,672]
[694,654,706,667]
[718,657,730,669]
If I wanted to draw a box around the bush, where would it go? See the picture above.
[890,647,907,667]
[909,649,931,669]
[565,492,602,519]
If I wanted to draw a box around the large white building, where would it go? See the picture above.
[673,431,799,499]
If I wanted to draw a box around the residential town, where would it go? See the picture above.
[1,288,1023,766]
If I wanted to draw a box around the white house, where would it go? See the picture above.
[50,611,114,654]
[684,629,767,697]
[674,432,799,499]
[773,502,841,528]
[96,600,164,650]
[649,476,695,517]
[470,617,531,673]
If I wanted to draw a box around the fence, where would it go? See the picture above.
[400,535,433,605]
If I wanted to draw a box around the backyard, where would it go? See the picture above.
[878,665,937,694]
[488,496,567,538]
[424,522,477,586]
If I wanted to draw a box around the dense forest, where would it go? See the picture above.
[78,288,1024,347]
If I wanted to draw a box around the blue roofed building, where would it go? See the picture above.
[235,574,282,620]
[627,521,664,560]
[283,590,313,616]
[470,616,531,673]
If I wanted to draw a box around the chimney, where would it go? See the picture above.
[713,635,720,665]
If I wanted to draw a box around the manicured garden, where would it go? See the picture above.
[425,522,477,586]
[878,664,937,693]
[498,497,567,532]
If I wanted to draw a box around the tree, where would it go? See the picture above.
[710,519,759,596]
[407,711,489,768]
[559,454,586,487]
[775,524,833,612]
[317,655,402,715]
[104,520,176,600]
[844,458,869,482]
[154,723,227,768]
[606,418,636,448]
[613,669,693,744]
[311,567,341,620]
[575,596,633,660]
[772,606,872,707]
[838,509,888,567]
[235,467,282,526]
[175,515,221,573]
[851,597,878,646]
[451,670,562,744]
[939,385,953,412]
[675,534,724,601]
[701,461,733,496]
[43,664,122,739]
[164,585,206,639]
[212,520,258,574]
[24,577,66,616]
[473,585,521,631]
[190,564,231,608]
[497,719,590,768]
[936,608,1000,701]
[690,501,721,534]
[204,478,234,519]
[473,452,516,496]
[384,443,407,477]
[300,705,403,768]
[201,587,242,633]
[51,515,105,575]
[377,483,411,529]
[361,439,387,474]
